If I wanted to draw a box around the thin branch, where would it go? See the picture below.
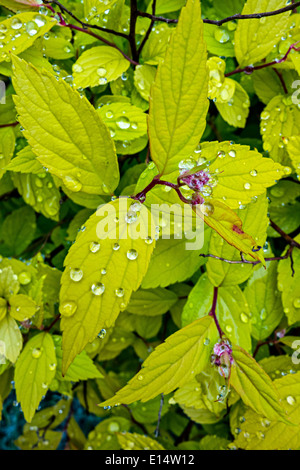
[137,2,300,26]
[270,219,300,249]
[0,122,19,128]
[129,0,139,63]
[137,0,157,56]
[45,0,129,39]
[225,41,300,78]
[209,287,223,338]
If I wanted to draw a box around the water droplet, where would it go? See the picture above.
[286,396,296,405]
[293,298,300,309]
[34,14,47,27]
[99,77,107,85]
[63,175,82,192]
[70,268,83,282]
[250,169,258,177]
[106,110,114,119]
[91,283,105,296]
[260,308,267,320]
[225,325,232,333]
[32,348,42,359]
[228,150,236,158]
[204,338,210,346]
[18,271,31,285]
[11,18,23,30]
[89,242,100,253]
[101,268,107,275]
[125,211,138,224]
[138,374,144,381]
[214,28,230,43]
[60,300,77,317]
[200,202,214,216]
[244,182,251,190]
[240,312,249,323]
[26,21,39,36]
[113,243,120,251]
[98,328,106,338]
[116,116,130,129]
[73,64,83,73]
[49,363,56,371]
[108,422,119,433]
[127,249,138,260]
[115,288,124,298]
[144,236,153,245]
[97,67,107,77]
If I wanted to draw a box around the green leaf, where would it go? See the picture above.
[72,46,130,89]
[215,81,250,128]
[217,286,252,352]
[0,206,36,256]
[84,0,118,19]
[199,435,230,451]
[147,0,186,14]
[261,95,300,165]
[141,24,173,65]
[141,235,208,289]
[97,102,147,141]
[9,294,37,322]
[194,200,265,264]
[233,372,300,449]
[52,336,103,382]
[230,344,288,423]
[126,287,178,316]
[206,194,269,287]
[203,141,285,209]
[134,64,157,101]
[60,198,155,373]
[0,314,22,363]
[6,146,43,174]
[0,266,20,298]
[148,0,209,175]
[100,316,216,406]
[181,273,214,327]
[204,24,235,57]
[287,135,300,179]
[117,432,165,450]
[234,0,290,66]
[11,170,61,221]
[0,127,15,179]
[15,332,57,422]
[0,13,56,63]
[253,68,284,105]
[244,261,283,340]
[12,55,119,195]
[278,236,300,325]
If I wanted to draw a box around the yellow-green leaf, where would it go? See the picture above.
[215,81,250,128]
[134,64,157,101]
[117,432,165,450]
[96,102,147,141]
[230,344,288,423]
[148,0,208,176]
[15,332,57,422]
[72,46,130,89]
[0,127,15,179]
[60,198,155,374]
[9,294,37,322]
[0,13,56,63]
[287,135,300,178]
[0,314,22,363]
[234,0,290,66]
[233,372,300,449]
[100,316,216,406]
[12,55,119,195]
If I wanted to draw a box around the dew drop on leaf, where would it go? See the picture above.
[127,249,138,260]
[60,300,77,317]
[70,268,83,282]
[91,283,105,296]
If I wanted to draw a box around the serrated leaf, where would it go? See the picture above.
[0,127,15,179]
[141,24,173,65]
[203,141,285,209]
[207,194,269,287]
[97,102,147,141]
[0,13,56,63]
[60,198,155,374]
[6,146,43,174]
[181,273,214,327]
[194,200,265,264]
[15,332,57,422]
[148,0,208,175]
[278,236,300,325]
[117,432,165,450]
[244,261,283,340]
[52,336,103,382]
[0,314,22,363]
[11,170,61,221]
[217,286,252,352]
[233,372,300,449]
[126,287,178,316]
[253,68,284,105]
[9,294,37,321]
[12,55,119,195]
[216,81,250,128]
[72,46,130,89]
[287,135,300,178]
[261,95,300,165]
[100,316,216,406]
[230,344,288,423]
[134,64,156,101]
[234,0,290,66]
